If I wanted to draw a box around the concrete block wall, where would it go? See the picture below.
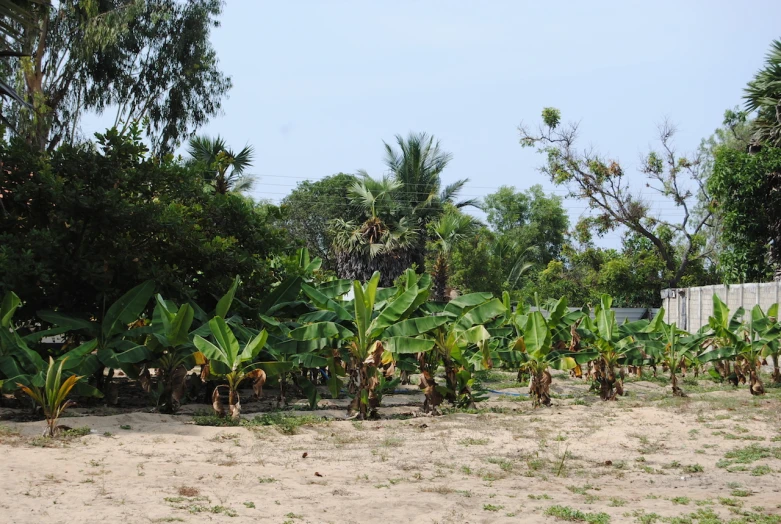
[662,282,781,332]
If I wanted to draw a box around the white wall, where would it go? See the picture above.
[661,282,781,332]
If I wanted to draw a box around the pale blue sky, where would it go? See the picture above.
[90,1,781,246]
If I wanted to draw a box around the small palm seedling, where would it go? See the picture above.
[18,357,82,437]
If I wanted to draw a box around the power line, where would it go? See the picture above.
[243,173,703,196]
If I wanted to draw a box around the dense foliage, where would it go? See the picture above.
[2,0,230,152]
[0,127,285,323]
[2,267,777,424]
[709,146,781,282]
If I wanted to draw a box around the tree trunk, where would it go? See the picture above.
[336,248,414,285]
[772,354,781,384]
[530,369,552,407]
[431,253,448,302]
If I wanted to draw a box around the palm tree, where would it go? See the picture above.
[429,210,478,301]
[331,174,418,285]
[383,132,478,270]
[744,40,781,278]
[492,237,539,291]
[745,39,781,147]
[187,135,255,194]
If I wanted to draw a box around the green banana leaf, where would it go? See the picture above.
[215,275,241,318]
[102,280,155,340]
[385,336,435,354]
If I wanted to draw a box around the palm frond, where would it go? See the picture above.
[228,144,254,174]
[230,174,255,193]
[187,135,224,166]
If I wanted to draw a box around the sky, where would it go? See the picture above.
[88,0,781,248]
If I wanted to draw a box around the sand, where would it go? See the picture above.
[1,374,781,524]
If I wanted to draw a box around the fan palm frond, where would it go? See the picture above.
[187,135,255,194]
[744,39,781,146]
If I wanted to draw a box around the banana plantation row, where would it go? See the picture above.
[1,252,779,436]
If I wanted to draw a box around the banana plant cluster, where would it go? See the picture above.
[3,253,781,433]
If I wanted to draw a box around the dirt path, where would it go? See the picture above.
[1,376,781,524]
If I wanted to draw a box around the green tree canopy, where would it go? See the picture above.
[280,173,358,269]
[709,146,781,281]
[3,0,230,152]
[0,127,285,323]
[482,184,568,265]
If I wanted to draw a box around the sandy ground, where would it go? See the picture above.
[1,373,781,524]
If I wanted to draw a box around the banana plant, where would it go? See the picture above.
[646,322,701,397]
[699,294,746,384]
[756,303,780,383]
[699,303,780,395]
[0,292,101,399]
[499,296,577,407]
[37,281,156,392]
[143,295,202,413]
[291,270,434,419]
[18,357,84,437]
[388,292,505,411]
[194,317,288,420]
[577,295,649,400]
[254,275,347,407]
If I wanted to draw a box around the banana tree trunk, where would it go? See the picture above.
[749,366,766,396]
[772,355,781,384]
[348,347,383,419]
[443,355,458,404]
[670,368,686,397]
[596,358,619,401]
[160,364,187,413]
[530,369,552,407]
[417,352,445,413]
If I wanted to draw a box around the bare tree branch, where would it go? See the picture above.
[519,109,713,287]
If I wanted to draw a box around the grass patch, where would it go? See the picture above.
[459,437,489,446]
[29,426,92,447]
[566,484,595,495]
[751,465,772,476]
[717,444,781,469]
[712,431,765,441]
[381,437,404,448]
[486,457,513,472]
[192,411,325,435]
[544,505,610,523]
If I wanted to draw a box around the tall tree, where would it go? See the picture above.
[280,173,358,269]
[428,209,478,302]
[745,39,781,147]
[709,146,781,281]
[330,174,418,285]
[519,108,712,288]
[0,127,285,323]
[482,184,568,266]
[3,0,230,152]
[382,132,477,270]
[187,135,255,194]
[450,227,505,296]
